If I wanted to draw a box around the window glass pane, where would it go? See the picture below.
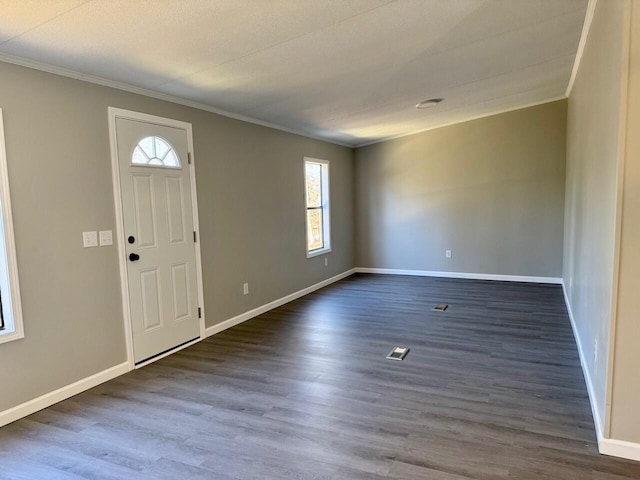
[163,150,180,167]
[155,137,170,159]
[132,146,150,165]
[307,209,323,251]
[138,136,155,157]
[305,163,322,208]
[132,136,181,168]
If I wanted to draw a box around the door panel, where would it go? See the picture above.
[115,117,200,363]
[165,176,186,245]
[140,268,162,331]
[170,262,190,321]
[132,174,157,248]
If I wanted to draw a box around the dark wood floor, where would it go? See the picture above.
[2,273,640,479]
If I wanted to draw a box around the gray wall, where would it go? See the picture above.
[563,0,627,431]
[610,0,640,444]
[354,101,566,278]
[0,61,354,412]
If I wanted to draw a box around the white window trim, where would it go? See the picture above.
[0,109,24,345]
[304,157,331,258]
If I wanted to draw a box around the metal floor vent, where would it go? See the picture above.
[386,346,409,361]
[433,303,448,312]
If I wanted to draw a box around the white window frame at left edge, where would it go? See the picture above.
[0,109,24,345]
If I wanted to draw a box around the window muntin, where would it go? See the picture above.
[304,158,330,257]
[0,109,24,345]
[132,136,180,168]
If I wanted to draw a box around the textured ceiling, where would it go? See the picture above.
[0,0,588,146]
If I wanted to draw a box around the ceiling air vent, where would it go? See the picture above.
[416,98,444,109]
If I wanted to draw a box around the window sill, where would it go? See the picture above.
[307,247,331,259]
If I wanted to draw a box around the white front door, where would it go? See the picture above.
[113,115,201,364]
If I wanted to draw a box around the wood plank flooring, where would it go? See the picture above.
[1,273,640,479]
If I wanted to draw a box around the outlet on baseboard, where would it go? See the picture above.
[243,283,249,295]
[445,249,452,258]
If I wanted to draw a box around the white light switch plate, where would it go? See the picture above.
[99,230,113,246]
[83,231,98,248]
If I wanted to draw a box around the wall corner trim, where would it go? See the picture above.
[566,0,599,97]
[205,268,356,338]
[355,267,562,284]
[0,362,130,428]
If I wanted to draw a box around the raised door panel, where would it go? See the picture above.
[132,174,157,249]
[164,176,186,245]
[140,268,162,331]
[170,262,190,322]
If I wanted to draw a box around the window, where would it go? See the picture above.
[304,158,330,257]
[0,109,24,345]
[132,136,180,168]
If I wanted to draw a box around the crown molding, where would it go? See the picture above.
[354,95,567,148]
[0,52,575,150]
[0,52,353,148]
[566,0,598,97]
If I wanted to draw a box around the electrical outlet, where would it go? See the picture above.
[324,257,328,267]
[243,283,249,295]
[445,250,452,258]
[82,231,98,248]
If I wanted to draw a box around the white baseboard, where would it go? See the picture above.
[5,270,637,462]
[356,267,562,284]
[205,268,356,337]
[0,269,356,429]
[561,282,604,446]
[562,282,640,462]
[600,438,640,462]
[0,362,130,428]
[359,270,640,461]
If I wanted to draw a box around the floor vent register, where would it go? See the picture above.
[386,346,410,361]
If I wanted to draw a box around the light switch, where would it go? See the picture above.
[83,231,98,248]
[99,230,113,246]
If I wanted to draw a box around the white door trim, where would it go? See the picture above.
[108,107,206,369]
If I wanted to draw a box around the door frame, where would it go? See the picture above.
[108,107,206,369]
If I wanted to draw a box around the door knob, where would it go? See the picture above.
[129,253,140,262]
